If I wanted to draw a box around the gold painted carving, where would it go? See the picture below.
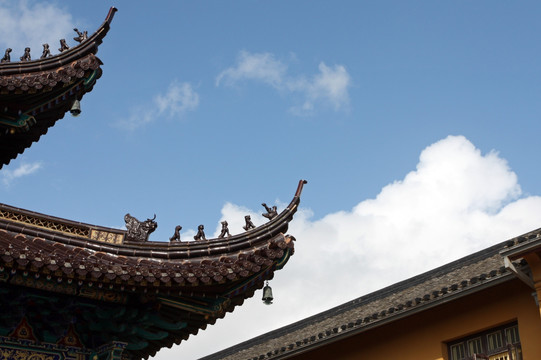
[0,209,125,244]
[10,275,77,296]
[79,287,127,304]
[90,230,124,244]
[0,209,89,238]
[0,348,58,360]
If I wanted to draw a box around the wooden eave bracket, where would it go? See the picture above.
[504,256,535,290]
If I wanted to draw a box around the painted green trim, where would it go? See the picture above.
[83,70,99,88]
[126,340,148,351]
[158,296,227,316]
[0,114,36,129]
[140,313,187,331]
[1,69,99,131]
[134,327,168,340]
[275,247,293,270]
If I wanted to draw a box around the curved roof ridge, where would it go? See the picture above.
[0,7,116,75]
[0,180,306,259]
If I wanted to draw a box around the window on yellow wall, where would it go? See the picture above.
[505,326,519,345]
[487,331,503,351]
[447,322,521,360]
[450,343,466,360]
[468,337,483,355]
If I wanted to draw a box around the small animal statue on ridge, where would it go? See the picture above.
[20,47,31,62]
[194,225,206,241]
[40,44,51,59]
[73,28,88,43]
[59,39,69,52]
[1,48,12,63]
[169,225,182,242]
[218,221,231,238]
[243,215,256,231]
[261,203,278,220]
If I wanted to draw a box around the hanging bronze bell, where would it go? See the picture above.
[262,281,273,305]
[70,100,81,117]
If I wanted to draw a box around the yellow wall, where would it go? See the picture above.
[291,279,541,360]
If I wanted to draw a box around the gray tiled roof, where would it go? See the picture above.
[201,228,541,360]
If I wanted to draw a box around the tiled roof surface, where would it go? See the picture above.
[0,54,102,91]
[0,228,292,289]
[0,222,295,360]
[202,229,541,360]
[0,53,104,168]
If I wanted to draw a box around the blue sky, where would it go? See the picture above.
[1,1,541,359]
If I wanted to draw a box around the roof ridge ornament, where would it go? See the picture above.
[193,225,206,241]
[124,213,158,242]
[20,47,31,62]
[73,28,88,43]
[168,180,307,243]
[169,225,182,242]
[0,7,116,68]
[1,48,11,63]
[40,44,51,59]
[262,203,278,220]
[218,221,231,238]
[58,39,70,53]
[243,215,256,231]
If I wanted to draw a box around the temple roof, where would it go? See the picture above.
[200,228,539,360]
[0,7,117,169]
[0,7,306,358]
[0,180,306,359]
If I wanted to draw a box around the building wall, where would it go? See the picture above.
[291,279,541,360]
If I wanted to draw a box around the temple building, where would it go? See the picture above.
[201,229,541,360]
[0,8,304,360]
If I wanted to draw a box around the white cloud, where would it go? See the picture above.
[117,81,199,131]
[0,1,73,60]
[216,51,351,115]
[155,81,199,117]
[291,137,525,285]
[302,63,351,111]
[117,110,154,132]
[2,162,42,185]
[216,51,287,88]
[154,135,541,360]
[286,62,351,114]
